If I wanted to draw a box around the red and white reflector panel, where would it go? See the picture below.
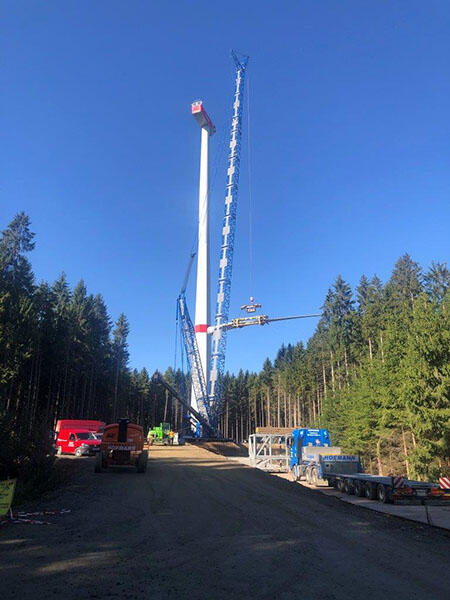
[439,477,450,490]
[392,476,405,488]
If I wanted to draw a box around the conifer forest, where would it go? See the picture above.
[1,213,449,488]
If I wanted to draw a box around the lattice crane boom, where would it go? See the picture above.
[176,293,211,423]
[208,51,249,421]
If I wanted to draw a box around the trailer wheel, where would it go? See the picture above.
[343,479,353,495]
[377,484,391,504]
[137,450,148,473]
[94,452,102,473]
[354,480,365,497]
[337,479,345,492]
[365,482,377,500]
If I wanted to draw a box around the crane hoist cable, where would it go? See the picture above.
[246,73,255,299]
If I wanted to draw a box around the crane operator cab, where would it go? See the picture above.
[240,296,262,313]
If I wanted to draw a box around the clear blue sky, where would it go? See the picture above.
[2,1,449,375]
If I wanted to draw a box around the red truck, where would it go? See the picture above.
[55,420,105,457]
[55,419,105,436]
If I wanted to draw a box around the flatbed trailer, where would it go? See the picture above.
[287,429,449,506]
[319,455,449,504]
[324,471,444,504]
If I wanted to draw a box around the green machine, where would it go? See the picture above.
[147,422,171,445]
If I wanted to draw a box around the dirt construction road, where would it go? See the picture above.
[1,445,449,600]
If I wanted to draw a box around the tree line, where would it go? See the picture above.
[1,212,448,489]
[0,213,180,488]
[219,255,449,481]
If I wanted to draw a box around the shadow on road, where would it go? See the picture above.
[1,447,448,600]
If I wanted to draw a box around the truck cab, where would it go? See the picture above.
[289,428,360,484]
[56,429,101,456]
[290,428,331,469]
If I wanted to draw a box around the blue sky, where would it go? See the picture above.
[2,1,449,375]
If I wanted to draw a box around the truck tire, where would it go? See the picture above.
[94,452,102,473]
[343,479,353,494]
[137,450,148,473]
[377,484,391,504]
[305,467,312,484]
[310,467,319,486]
[365,482,377,500]
[337,479,345,492]
[291,465,300,482]
[354,479,365,497]
[75,447,83,457]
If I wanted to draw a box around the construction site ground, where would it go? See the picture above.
[1,444,449,600]
[221,454,450,530]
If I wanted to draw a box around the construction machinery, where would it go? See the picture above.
[176,51,320,437]
[288,428,445,504]
[147,422,171,446]
[151,371,218,438]
[94,419,148,473]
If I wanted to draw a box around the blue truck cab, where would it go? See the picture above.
[290,428,352,483]
[289,428,331,471]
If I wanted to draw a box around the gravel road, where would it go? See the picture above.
[1,444,449,599]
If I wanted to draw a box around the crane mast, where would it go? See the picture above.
[176,52,319,437]
[208,51,249,424]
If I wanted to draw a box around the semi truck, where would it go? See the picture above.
[289,428,352,484]
[289,428,444,504]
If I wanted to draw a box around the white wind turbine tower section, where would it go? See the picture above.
[191,101,215,413]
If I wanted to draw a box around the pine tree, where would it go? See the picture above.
[385,254,422,308]
[112,313,130,419]
[424,261,450,303]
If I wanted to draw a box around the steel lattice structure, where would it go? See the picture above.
[176,293,211,423]
[208,51,249,423]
